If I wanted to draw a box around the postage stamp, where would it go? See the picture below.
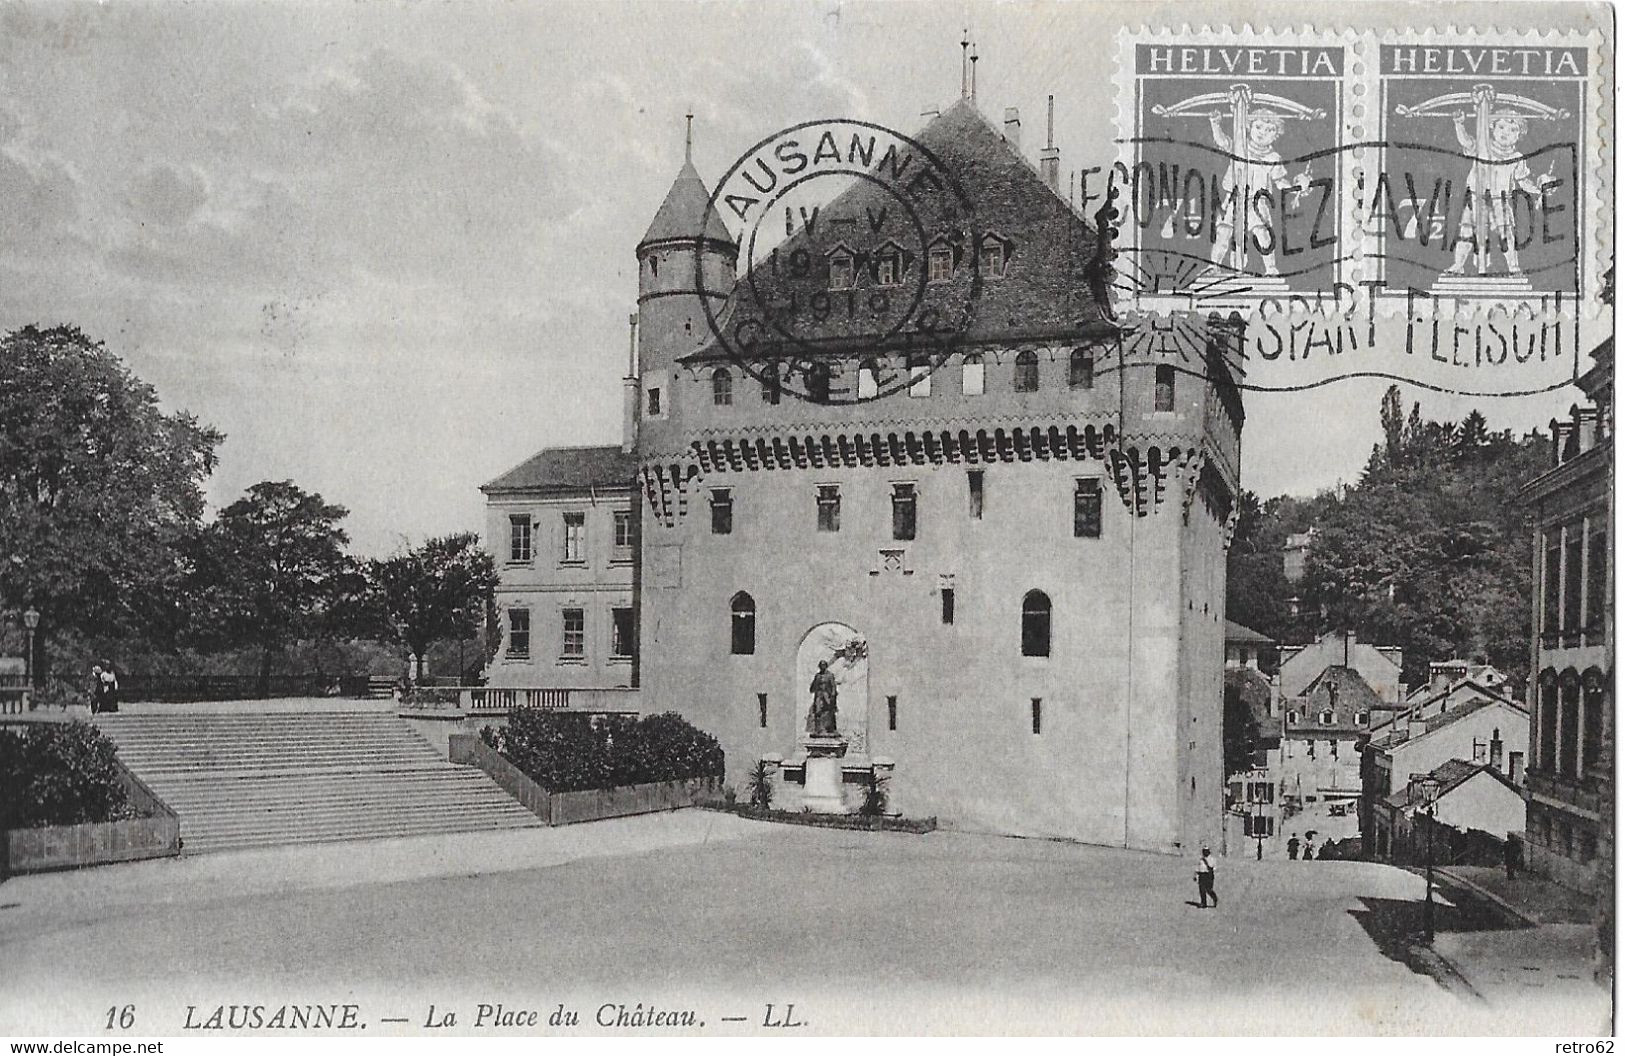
[1366,33,1604,316]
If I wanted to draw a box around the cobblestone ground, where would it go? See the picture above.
[0,816,1609,1035]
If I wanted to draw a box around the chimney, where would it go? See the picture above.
[1490,727,1504,769]
[1510,751,1525,785]
[1406,712,1426,741]
[1039,94,1060,191]
[622,313,639,454]
[1003,106,1021,148]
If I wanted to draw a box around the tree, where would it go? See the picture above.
[190,481,353,696]
[368,532,498,683]
[0,326,222,680]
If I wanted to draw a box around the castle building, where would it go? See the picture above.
[487,99,1245,853]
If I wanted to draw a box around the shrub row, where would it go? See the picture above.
[0,721,137,830]
[483,710,723,792]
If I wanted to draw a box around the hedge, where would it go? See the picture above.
[0,721,138,830]
[482,710,723,792]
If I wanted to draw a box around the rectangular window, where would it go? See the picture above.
[506,608,530,659]
[710,489,733,535]
[610,607,634,659]
[613,510,633,555]
[1031,697,1042,735]
[561,512,585,563]
[1544,532,1563,637]
[758,693,768,729]
[980,242,1005,277]
[1074,478,1103,538]
[816,485,841,532]
[1070,350,1095,390]
[646,386,662,416]
[928,247,953,282]
[561,608,585,658]
[887,695,898,730]
[941,587,955,625]
[961,354,985,396]
[891,482,917,541]
[509,515,533,563]
[761,362,781,405]
[1586,517,1607,630]
[830,254,854,290]
[1564,521,1584,633]
[877,251,900,286]
[968,469,984,519]
[1154,364,1176,412]
[908,355,931,398]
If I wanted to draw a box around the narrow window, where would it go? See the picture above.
[561,608,585,658]
[829,252,854,290]
[561,512,585,562]
[1073,478,1102,538]
[1013,350,1039,392]
[1544,532,1563,638]
[710,488,733,535]
[646,386,662,416]
[761,362,782,405]
[857,359,881,399]
[1154,364,1176,412]
[1031,697,1042,734]
[712,367,733,407]
[758,692,768,729]
[610,607,634,659]
[980,239,1006,277]
[1564,522,1584,633]
[1070,348,1095,390]
[941,587,955,625]
[730,592,755,655]
[908,355,931,398]
[1021,590,1051,657]
[960,354,985,397]
[506,608,530,659]
[887,695,898,730]
[876,247,902,286]
[612,510,633,557]
[1583,677,1604,772]
[1560,676,1580,777]
[928,244,953,282]
[816,485,841,532]
[805,361,830,403]
[891,482,917,541]
[1539,674,1559,770]
[1586,517,1608,630]
[968,469,985,519]
[509,515,533,563]
[1320,710,1333,726]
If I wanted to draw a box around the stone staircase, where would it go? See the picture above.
[93,710,543,853]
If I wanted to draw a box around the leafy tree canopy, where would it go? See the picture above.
[368,531,498,679]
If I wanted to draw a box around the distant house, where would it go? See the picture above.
[1283,530,1314,585]
[1224,620,1274,671]
[1361,688,1529,860]
[1278,631,1405,716]
[1405,661,1509,705]
[1277,664,1379,809]
[1378,758,1526,864]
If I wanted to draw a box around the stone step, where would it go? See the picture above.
[184,816,541,854]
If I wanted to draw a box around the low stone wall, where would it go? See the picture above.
[448,732,720,826]
[2,744,183,875]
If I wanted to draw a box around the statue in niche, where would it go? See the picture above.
[807,660,839,736]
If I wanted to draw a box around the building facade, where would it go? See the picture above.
[1521,339,1613,893]
[632,101,1242,853]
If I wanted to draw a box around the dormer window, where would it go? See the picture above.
[1319,710,1334,726]
[829,250,855,290]
[979,236,1008,278]
[928,243,954,283]
[875,244,903,287]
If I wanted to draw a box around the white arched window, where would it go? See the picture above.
[1013,351,1039,393]
[962,354,985,396]
[712,367,733,407]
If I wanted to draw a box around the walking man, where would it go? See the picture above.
[1287,834,1300,860]
[1196,847,1218,908]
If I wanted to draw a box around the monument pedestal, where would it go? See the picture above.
[800,735,849,814]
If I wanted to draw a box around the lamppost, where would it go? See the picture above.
[453,606,466,684]
[1410,774,1441,942]
[22,607,40,689]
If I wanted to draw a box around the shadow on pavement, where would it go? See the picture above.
[1349,881,1528,986]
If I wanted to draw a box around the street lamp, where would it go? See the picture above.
[21,607,40,689]
[1410,774,1442,942]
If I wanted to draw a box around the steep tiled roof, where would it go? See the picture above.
[641,160,735,247]
[481,445,636,494]
[682,99,1109,362]
[1367,693,1526,751]
[1283,665,1381,736]
[1225,620,1274,644]
[1384,758,1519,811]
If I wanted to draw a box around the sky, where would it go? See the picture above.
[0,0,1610,555]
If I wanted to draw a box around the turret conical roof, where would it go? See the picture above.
[640,159,735,248]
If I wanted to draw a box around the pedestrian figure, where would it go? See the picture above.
[1302,839,1315,861]
[1504,837,1519,881]
[98,661,119,713]
[1195,847,1218,908]
[89,664,104,714]
[1287,835,1300,860]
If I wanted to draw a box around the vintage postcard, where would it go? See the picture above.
[0,0,1614,1043]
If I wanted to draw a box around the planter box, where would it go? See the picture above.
[4,814,181,874]
[448,733,720,826]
